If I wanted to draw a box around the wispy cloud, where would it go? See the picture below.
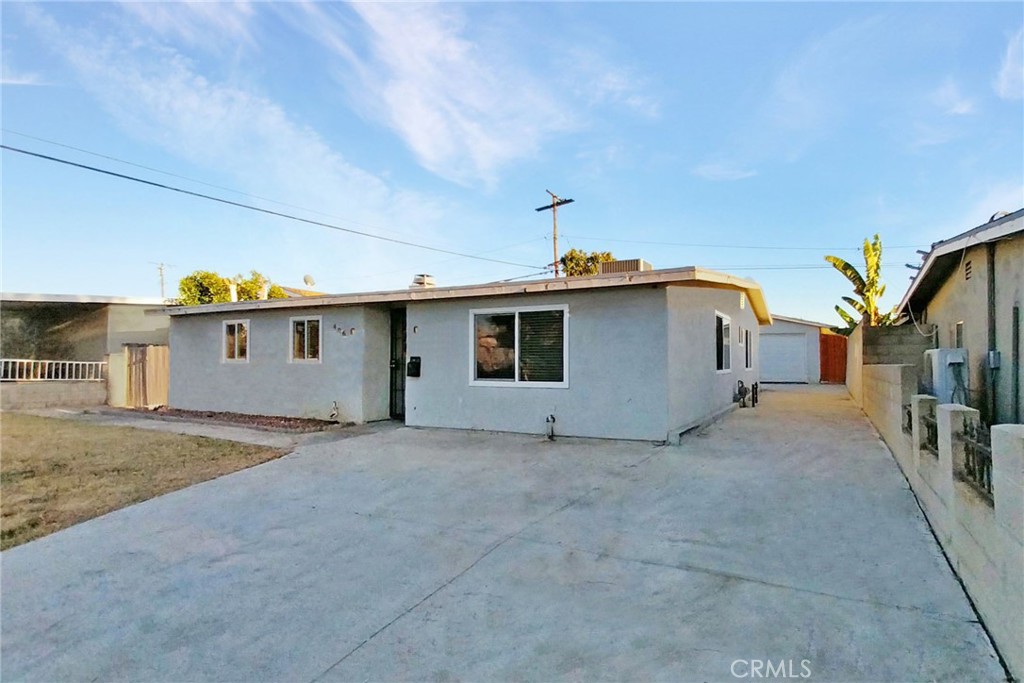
[562,46,660,119]
[288,3,656,188]
[994,26,1023,100]
[23,5,459,290]
[931,78,975,115]
[119,1,255,50]
[691,162,757,182]
[292,3,574,188]
[1,56,45,86]
[694,16,887,176]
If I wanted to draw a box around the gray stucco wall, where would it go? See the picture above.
[760,319,821,383]
[168,305,389,422]
[667,286,759,435]
[404,288,671,441]
[361,306,391,422]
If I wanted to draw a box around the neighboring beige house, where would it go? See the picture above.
[898,208,1024,424]
[1,293,170,409]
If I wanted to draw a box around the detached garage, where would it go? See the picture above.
[759,315,845,383]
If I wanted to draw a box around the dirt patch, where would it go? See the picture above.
[0,413,287,550]
[145,407,339,432]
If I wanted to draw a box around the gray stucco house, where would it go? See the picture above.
[163,267,772,442]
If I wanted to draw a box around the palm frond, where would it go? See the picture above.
[841,297,867,315]
[835,306,858,328]
[824,255,867,295]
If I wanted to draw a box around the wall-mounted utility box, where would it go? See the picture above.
[407,356,421,377]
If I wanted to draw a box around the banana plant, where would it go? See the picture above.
[825,234,899,328]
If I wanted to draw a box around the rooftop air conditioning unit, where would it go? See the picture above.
[598,259,654,275]
[922,348,969,405]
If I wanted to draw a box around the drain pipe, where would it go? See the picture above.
[1013,305,1020,423]
[986,242,998,422]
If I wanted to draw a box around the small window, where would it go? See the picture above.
[953,321,964,349]
[223,320,249,362]
[716,313,731,372]
[291,316,321,362]
[745,329,753,369]
[737,325,745,345]
[471,306,567,387]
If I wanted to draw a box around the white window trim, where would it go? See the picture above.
[468,304,569,389]
[716,311,732,374]
[953,320,964,349]
[222,319,250,364]
[737,324,745,346]
[744,329,754,369]
[288,315,323,364]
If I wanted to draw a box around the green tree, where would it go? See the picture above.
[176,270,287,306]
[559,248,615,277]
[825,234,899,330]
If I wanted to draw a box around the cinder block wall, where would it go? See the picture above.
[0,381,107,409]
[861,364,915,473]
[861,379,1024,680]
[862,325,935,376]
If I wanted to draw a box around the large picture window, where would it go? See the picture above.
[290,316,321,362]
[223,320,249,363]
[471,306,568,387]
[716,312,731,372]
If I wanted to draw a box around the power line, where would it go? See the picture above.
[1,144,546,271]
[1,128,432,244]
[562,234,929,251]
[703,263,904,271]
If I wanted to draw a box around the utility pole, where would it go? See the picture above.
[150,262,175,300]
[535,190,574,278]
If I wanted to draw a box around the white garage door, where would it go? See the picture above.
[761,333,808,383]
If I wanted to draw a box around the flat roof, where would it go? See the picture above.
[898,208,1024,313]
[768,314,833,329]
[160,266,773,325]
[1,292,166,306]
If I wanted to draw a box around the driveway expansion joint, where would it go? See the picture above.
[309,487,601,682]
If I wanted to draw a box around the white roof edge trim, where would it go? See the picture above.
[769,314,833,329]
[161,266,773,325]
[0,292,166,306]
[897,213,1024,313]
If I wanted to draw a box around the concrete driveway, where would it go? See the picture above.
[1,386,1004,682]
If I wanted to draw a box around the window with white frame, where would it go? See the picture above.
[290,316,321,362]
[745,328,753,369]
[223,320,249,362]
[471,305,567,386]
[953,321,964,349]
[716,312,731,372]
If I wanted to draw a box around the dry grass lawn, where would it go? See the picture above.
[0,413,287,550]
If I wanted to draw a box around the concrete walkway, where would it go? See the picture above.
[0,386,1005,682]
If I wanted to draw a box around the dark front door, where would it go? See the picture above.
[389,308,407,419]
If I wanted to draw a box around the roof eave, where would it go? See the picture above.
[898,211,1024,313]
[160,266,773,325]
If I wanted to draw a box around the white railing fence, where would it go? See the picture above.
[0,359,107,382]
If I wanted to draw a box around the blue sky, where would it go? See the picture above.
[2,1,1022,325]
